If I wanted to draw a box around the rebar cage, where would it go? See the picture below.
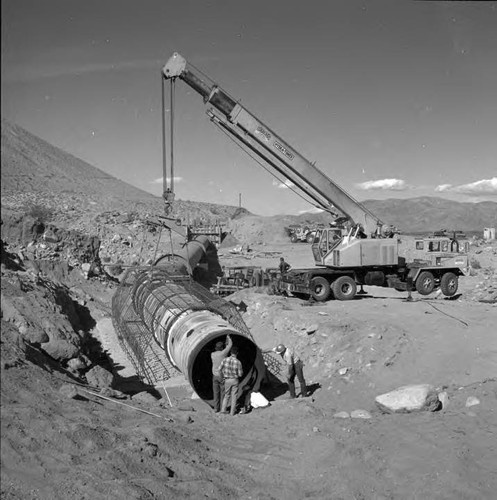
[112,265,255,386]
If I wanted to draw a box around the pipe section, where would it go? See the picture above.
[113,263,265,408]
[132,269,264,404]
[154,235,223,289]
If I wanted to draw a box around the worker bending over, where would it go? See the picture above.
[273,344,307,399]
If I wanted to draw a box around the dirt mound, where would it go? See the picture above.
[226,215,292,245]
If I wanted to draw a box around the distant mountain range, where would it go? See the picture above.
[1,120,495,232]
[363,197,496,233]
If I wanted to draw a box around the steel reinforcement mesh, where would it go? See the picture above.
[111,266,258,386]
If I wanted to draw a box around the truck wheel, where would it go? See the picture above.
[415,271,435,295]
[332,276,357,301]
[310,277,331,302]
[440,272,458,296]
[290,234,298,243]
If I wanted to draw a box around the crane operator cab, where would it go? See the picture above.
[311,227,343,264]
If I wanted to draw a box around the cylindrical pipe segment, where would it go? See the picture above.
[154,235,223,289]
[131,268,264,406]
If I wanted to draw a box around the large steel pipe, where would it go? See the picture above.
[154,235,223,289]
[126,268,265,406]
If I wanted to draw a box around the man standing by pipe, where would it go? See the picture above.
[211,335,232,413]
[273,344,308,399]
[220,345,244,416]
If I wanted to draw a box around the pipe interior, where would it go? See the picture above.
[190,334,258,403]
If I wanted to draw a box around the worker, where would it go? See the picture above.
[211,335,233,413]
[279,257,291,275]
[220,345,244,415]
[273,344,307,399]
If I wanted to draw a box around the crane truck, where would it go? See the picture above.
[161,52,468,301]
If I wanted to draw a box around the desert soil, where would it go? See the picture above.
[2,232,497,499]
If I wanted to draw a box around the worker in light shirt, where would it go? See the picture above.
[273,344,307,399]
[211,335,233,413]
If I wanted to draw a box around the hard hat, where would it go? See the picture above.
[275,344,286,354]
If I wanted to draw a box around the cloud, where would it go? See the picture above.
[356,178,408,191]
[435,184,453,192]
[2,58,162,83]
[435,177,497,195]
[272,179,295,189]
[151,176,183,185]
[297,206,324,215]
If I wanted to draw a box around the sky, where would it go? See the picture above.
[2,0,496,216]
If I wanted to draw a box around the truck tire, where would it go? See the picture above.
[332,276,357,301]
[440,272,458,296]
[310,277,331,302]
[306,232,315,244]
[415,271,435,295]
[290,234,298,243]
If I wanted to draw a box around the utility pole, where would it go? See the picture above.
[238,193,241,208]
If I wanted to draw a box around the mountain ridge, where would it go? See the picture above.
[1,120,495,233]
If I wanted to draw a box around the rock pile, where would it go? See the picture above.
[1,244,110,382]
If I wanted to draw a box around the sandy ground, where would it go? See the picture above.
[1,239,497,499]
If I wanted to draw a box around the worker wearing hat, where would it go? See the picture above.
[273,343,307,399]
[211,335,233,412]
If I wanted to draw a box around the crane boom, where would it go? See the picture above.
[159,52,467,303]
[162,52,385,237]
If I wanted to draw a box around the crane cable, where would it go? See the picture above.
[162,77,176,203]
[169,78,175,194]
[161,76,167,198]
[161,76,192,272]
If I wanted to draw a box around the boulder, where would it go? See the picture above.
[438,391,449,410]
[465,396,480,408]
[59,384,80,399]
[306,324,318,335]
[85,365,114,388]
[67,357,87,372]
[375,384,440,413]
[350,409,372,419]
[41,338,79,361]
[132,391,159,404]
[99,387,128,399]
